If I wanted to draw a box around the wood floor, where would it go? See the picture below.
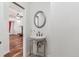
[4,34,23,57]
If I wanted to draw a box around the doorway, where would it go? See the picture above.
[4,2,24,57]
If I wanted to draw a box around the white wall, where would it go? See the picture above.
[0,3,9,57]
[28,2,50,56]
[17,2,31,56]
[29,2,50,36]
[29,2,79,57]
[23,3,31,57]
[47,2,79,57]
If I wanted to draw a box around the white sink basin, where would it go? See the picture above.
[30,36,46,39]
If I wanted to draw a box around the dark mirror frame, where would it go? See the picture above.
[34,11,46,28]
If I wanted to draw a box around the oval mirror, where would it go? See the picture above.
[34,11,46,28]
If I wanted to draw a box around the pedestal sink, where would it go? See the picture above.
[29,36,47,57]
[30,36,46,39]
